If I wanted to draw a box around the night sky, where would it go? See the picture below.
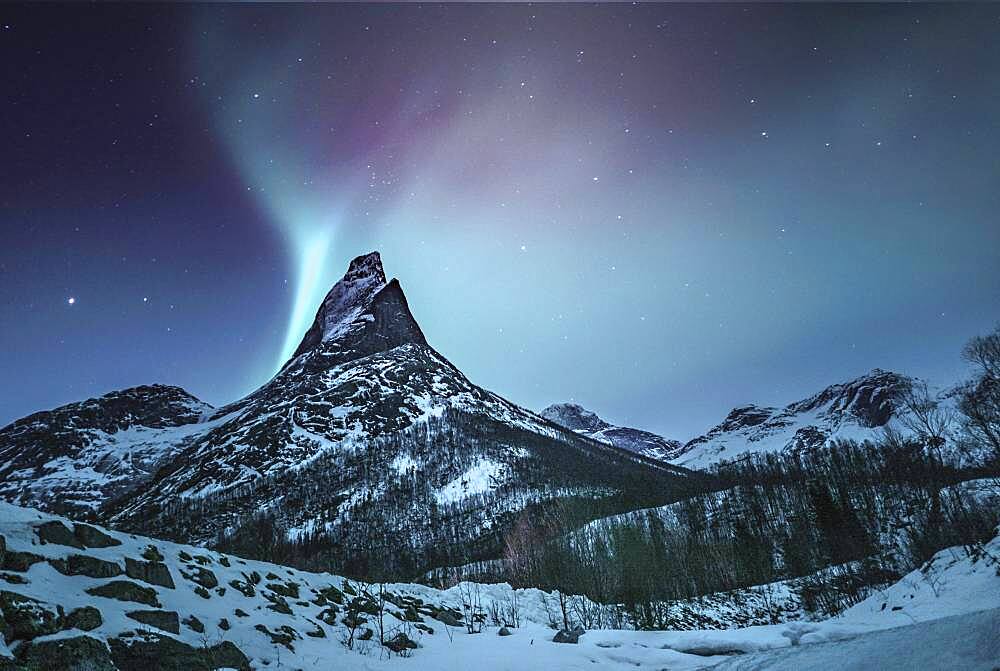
[2,3,999,440]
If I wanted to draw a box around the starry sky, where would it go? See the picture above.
[2,3,999,440]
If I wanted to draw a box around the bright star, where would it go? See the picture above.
[67,297,75,305]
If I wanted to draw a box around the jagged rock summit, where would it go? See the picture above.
[289,251,426,363]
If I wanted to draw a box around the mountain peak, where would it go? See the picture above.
[540,403,610,433]
[288,251,425,363]
[344,251,387,284]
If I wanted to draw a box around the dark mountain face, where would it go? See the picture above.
[0,252,696,579]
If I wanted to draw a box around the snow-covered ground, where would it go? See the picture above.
[1,503,997,670]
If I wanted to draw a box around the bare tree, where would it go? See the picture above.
[958,325,1000,462]
[898,381,954,450]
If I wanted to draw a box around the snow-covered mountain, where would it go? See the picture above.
[0,252,693,579]
[540,403,685,462]
[672,369,913,469]
[0,385,212,517]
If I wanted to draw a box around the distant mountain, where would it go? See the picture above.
[540,403,685,462]
[672,369,914,469]
[0,384,212,517]
[0,252,694,579]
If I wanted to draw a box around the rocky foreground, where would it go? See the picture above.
[1,502,998,670]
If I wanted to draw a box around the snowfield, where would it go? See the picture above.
[1,502,997,670]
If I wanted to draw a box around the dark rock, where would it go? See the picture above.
[125,557,174,589]
[35,521,83,549]
[218,556,230,567]
[264,572,279,581]
[17,635,115,671]
[553,626,586,644]
[234,608,249,618]
[254,624,297,651]
[125,609,179,634]
[358,627,374,641]
[50,554,123,579]
[431,609,463,627]
[65,606,103,631]
[73,524,120,549]
[384,633,418,653]
[498,626,512,636]
[0,573,27,584]
[181,566,217,589]
[1,551,44,573]
[182,615,204,633]
[0,590,62,641]
[218,617,230,631]
[305,623,326,638]
[177,551,192,562]
[265,595,292,615]
[342,613,367,629]
[318,607,339,625]
[265,580,298,599]
[193,586,210,600]
[109,633,250,671]
[315,584,344,605]
[141,546,164,562]
[228,578,254,598]
[86,581,160,607]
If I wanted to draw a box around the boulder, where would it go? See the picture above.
[553,626,586,644]
[0,590,62,641]
[50,554,123,579]
[73,524,120,549]
[16,635,116,671]
[384,633,418,653]
[35,521,83,549]
[86,581,160,607]
[125,558,175,589]
[265,580,298,599]
[498,626,513,636]
[65,606,103,631]
[109,634,251,671]
[182,615,204,634]
[431,609,463,627]
[254,624,298,651]
[141,546,164,562]
[217,617,230,631]
[181,566,217,589]
[125,610,179,634]
[1,551,44,573]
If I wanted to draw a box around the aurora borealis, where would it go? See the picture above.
[2,3,999,439]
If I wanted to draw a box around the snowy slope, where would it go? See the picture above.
[1,503,997,670]
[672,369,914,469]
